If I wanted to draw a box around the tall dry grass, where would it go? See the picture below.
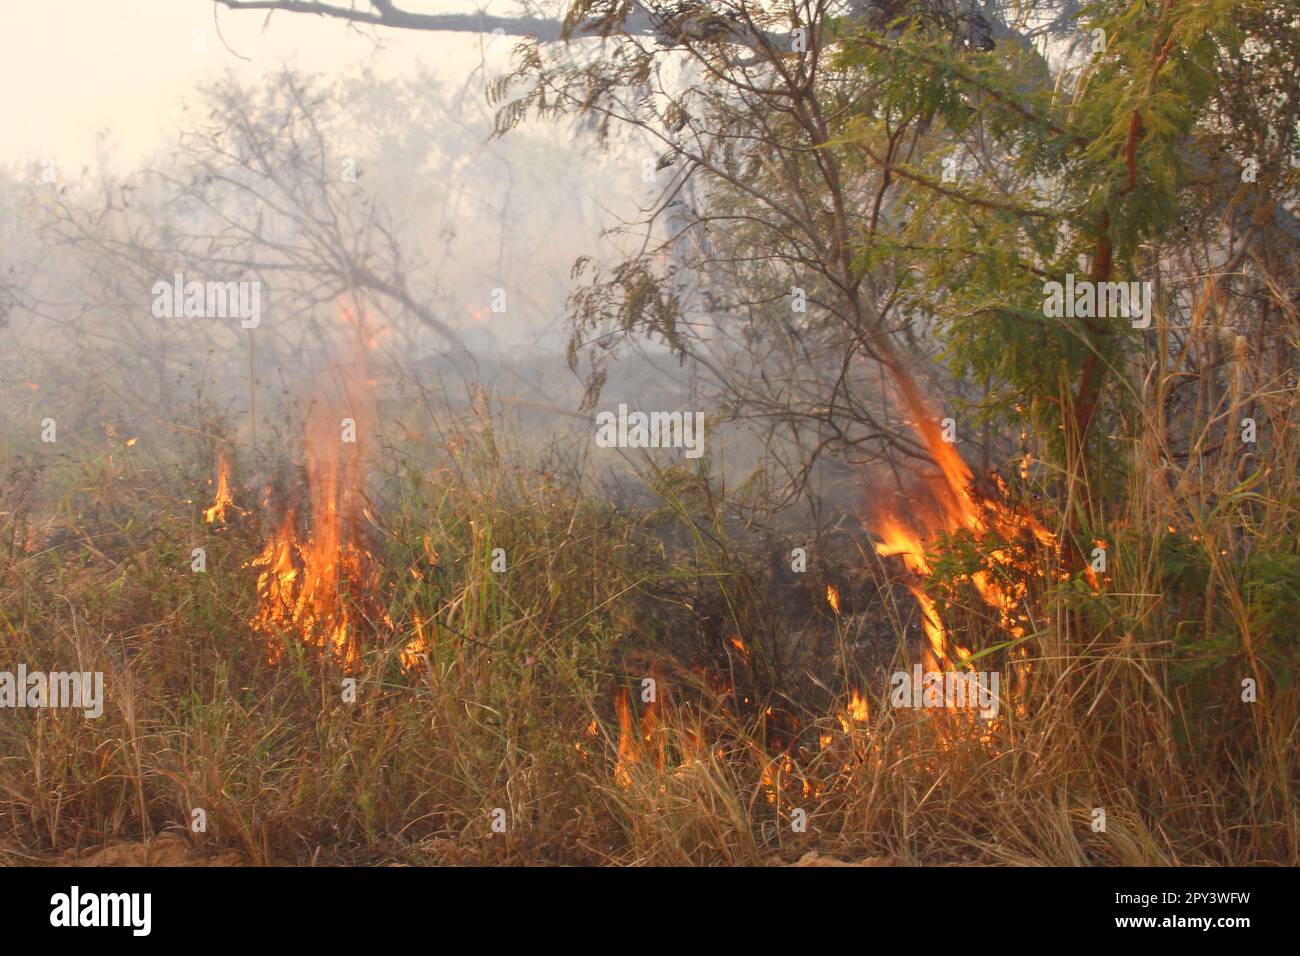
[0,350,1294,866]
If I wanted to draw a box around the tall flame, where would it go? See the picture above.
[613,688,640,788]
[246,306,387,670]
[875,513,964,667]
[204,453,234,524]
[871,387,1053,668]
[612,678,663,788]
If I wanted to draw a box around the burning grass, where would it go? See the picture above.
[0,385,1295,866]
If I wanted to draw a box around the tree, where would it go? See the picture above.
[211,0,1299,550]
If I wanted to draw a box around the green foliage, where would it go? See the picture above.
[1246,549,1300,686]
[834,0,1262,471]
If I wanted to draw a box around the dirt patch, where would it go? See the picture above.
[58,832,247,867]
[786,851,896,867]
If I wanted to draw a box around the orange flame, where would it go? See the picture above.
[871,399,1054,667]
[847,689,869,722]
[247,505,375,669]
[203,453,234,524]
[400,611,429,671]
[613,688,639,788]
[875,514,963,667]
[835,688,870,733]
[826,584,841,615]
[612,677,663,788]
[246,306,389,670]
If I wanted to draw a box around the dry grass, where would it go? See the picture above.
[0,369,1295,867]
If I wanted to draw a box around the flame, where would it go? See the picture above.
[871,397,1054,668]
[826,584,841,615]
[246,306,389,670]
[847,688,869,722]
[612,677,664,788]
[203,453,234,524]
[875,514,963,666]
[760,752,801,805]
[247,505,375,669]
[400,611,429,670]
[837,688,870,733]
[613,688,639,788]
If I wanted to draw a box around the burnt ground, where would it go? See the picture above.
[620,506,928,750]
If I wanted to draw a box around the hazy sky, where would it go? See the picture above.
[0,1,646,354]
[0,0,509,170]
